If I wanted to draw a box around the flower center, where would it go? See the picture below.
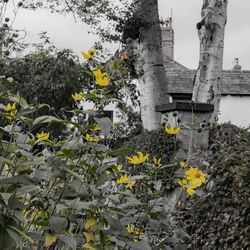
[195,172,201,178]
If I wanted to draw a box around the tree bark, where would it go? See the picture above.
[131,0,170,130]
[192,0,228,124]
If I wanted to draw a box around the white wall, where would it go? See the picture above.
[219,95,250,128]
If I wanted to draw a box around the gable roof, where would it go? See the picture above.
[165,69,250,96]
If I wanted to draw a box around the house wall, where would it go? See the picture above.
[219,95,250,127]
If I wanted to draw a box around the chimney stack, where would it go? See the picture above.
[161,17,174,60]
[232,58,241,71]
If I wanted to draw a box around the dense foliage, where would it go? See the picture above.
[0,51,199,249]
[179,124,250,249]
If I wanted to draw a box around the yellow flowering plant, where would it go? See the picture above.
[0,44,211,250]
[4,102,17,119]
[116,174,131,184]
[165,126,180,135]
[126,151,149,164]
[95,75,111,87]
[36,131,49,141]
[81,49,96,59]
[72,92,84,101]
[153,156,161,165]
[83,133,99,142]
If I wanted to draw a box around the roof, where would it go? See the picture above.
[165,69,250,95]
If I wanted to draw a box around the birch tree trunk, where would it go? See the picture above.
[131,0,170,130]
[192,0,228,124]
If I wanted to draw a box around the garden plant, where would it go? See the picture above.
[0,49,207,249]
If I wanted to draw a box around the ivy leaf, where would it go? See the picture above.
[45,233,57,247]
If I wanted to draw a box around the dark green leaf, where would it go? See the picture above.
[107,148,131,157]
[6,227,23,250]
[15,185,39,196]
[0,193,13,205]
[57,234,77,250]
[127,240,151,250]
[49,216,68,233]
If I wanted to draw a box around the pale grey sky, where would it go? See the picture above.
[12,0,250,70]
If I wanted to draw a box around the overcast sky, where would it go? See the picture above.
[12,0,250,70]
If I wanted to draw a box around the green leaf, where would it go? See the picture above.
[61,137,84,151]
[7,94,27,107]
[127,240,151,250]
[33,115,59,125]
[6,227,23,250]
[113,59,119,70]
[57,234,77,250]
[95,117,112,137]
[103,214,126,235]
[13,210,25,224]
[16,185,39,196]
[107,148,131,157]
[49,216,68,233]
[0,193,13,205]
[0,225,14,249]
[0,176,34,185]
[85,70,93,76]
[105,194,120,203]
[45,233,57,247]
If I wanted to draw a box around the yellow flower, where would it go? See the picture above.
[126,224,144,235]
[165,126,180,135]
[93,69,106,78]
[125,180,136,190]
[120,56,129,61]
[153,156,161,165]
[96,76,110,87]
[7,77,14,83]
[4,103,17,119]
[185,167,206,188]
[83,133,99,142]
[81,49,96,59]
[178,179,195,196]
[117,165,122,172]
[106,164,122,175]
[180,161,188,168]
[72,92,84,101]
[126,152,149,165]
[117,174,131,184]
[90,123,100,131]
[36,131,49,141]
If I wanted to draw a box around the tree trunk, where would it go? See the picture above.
[132,0,170,130]
[192,0,228,124]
